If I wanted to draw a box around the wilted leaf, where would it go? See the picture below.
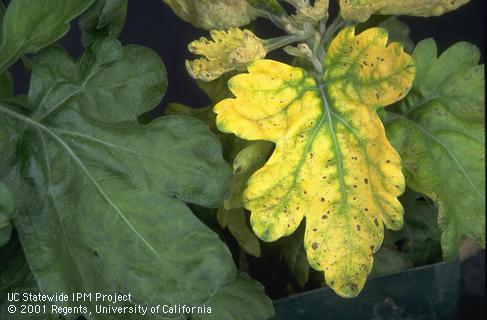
[215,26,415,297]
[0,0,95,72]
[386,39,485,261]
[186,28,267,81]
[340,0,470,22]
[163,0,257,30]
[0,181,14,247]
[79,0,128,47]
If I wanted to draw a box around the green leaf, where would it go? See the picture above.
[386,39,485,261]
[0,103,23,178]
[340,0,470,22]
[192,272,274,320]
[372,189,441,276]
[0,239,58,320]
[224,141,273,209]
[162,0,257,30]
[165,103,217,130]
[370,247,412,277]
[0,71,13,99]
[164,103,241,162]
[28,38,166,123]
[214,26,415,297]
[0,38,265,318]
[217,207,262,257]
[196,72,236,104]
[281,224,310,288]
[0,0,95,72]
[0,181,14,247]
[165,106,266,258]
[379,18,414,53]
[79,0,128,47]
[384,189,442,266]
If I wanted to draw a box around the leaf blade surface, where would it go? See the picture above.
[215,26,415,297]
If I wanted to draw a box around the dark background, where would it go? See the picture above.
[8,0,486,319]
[10,0,485,112]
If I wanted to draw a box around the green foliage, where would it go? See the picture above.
[281,224,310,288]
[192,272,274,320]
[0,181,14,247]
[0,0,95,72]
[387,39,485,260]
[0,239,57,320]
[0,0,275,317]
[371,189,442,276]
[79,0,128,47]
[0,0,483,317]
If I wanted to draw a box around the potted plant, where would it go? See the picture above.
[0,0,484,319]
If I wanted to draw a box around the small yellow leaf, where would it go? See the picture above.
[214,26,415,297]
[186,28,267,81]
[340,0,470,22]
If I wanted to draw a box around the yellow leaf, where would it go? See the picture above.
[162,0,256,30]
[340,0,470,22]
[186,28,267,81]
[214,26,415,297]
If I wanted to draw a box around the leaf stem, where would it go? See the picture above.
[264,34,311,52]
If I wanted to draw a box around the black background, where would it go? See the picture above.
[7,0,486,319]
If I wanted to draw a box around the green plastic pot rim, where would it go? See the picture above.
[273,259,460,303]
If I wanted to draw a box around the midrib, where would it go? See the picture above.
[0,103,165,263]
